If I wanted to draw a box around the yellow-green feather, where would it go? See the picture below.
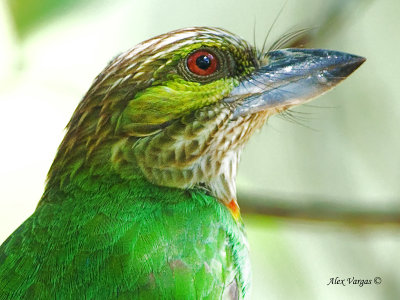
[120,76,237,135]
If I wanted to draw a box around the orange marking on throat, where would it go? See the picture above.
[226,199,240,221]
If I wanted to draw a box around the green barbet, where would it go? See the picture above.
[0,27,364,299]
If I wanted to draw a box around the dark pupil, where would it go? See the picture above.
[196,55,211,70]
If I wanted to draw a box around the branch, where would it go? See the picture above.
[238,191,400,226]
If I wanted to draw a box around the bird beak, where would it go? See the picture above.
[227,48,366,118]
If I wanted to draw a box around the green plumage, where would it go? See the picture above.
[0,169,249,298]
[0,27,256,299]
[0,25,364,299]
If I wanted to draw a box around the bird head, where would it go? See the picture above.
[48,27,365,217]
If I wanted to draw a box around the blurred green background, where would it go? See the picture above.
[0,0,399,299]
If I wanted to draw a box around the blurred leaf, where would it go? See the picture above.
[313,0,375,44]
[7,0,84,38]
[278,0,376,49]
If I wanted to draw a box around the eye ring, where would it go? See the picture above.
[187,50,218,76]
[178,47,235,84]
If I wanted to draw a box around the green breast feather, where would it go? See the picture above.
[0,26,364,299]
[0,171,250,299]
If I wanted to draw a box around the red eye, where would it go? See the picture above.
[187,50,218,76]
